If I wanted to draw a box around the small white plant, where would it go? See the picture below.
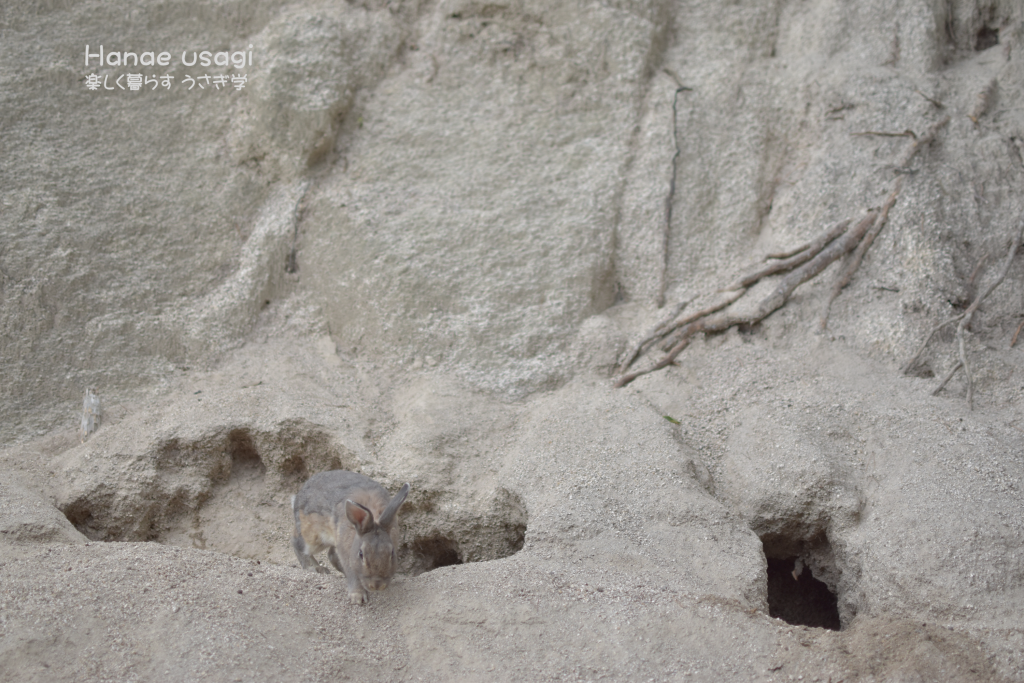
[80,388,101,441]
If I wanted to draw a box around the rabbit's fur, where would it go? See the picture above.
[291,470,410,604]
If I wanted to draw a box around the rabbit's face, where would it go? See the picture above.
[356,528,398,589]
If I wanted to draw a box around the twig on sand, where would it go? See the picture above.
[1010,318,1024,348]
[914,89,944,109]
[901,314,964,374]
[851,130,916,139]
[924,214,1024,408]
[932,360,963,396]
[617,297,693,375]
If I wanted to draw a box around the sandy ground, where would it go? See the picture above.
[2,301,1023,681]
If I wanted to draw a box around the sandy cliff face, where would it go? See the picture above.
[2,1,1024,681]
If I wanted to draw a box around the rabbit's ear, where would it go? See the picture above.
[378,483,410,529]
[346,499,376,534]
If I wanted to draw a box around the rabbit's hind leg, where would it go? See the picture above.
[294,510,336,574]
[292,530,331,574]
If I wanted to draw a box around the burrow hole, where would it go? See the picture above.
[58,423,528,574]
[410,536,464,572]
[761,533,842,631]
[975,25,999,51]
[402,489,527,576]
[227,428,265,480]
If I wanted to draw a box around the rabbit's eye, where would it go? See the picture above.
[358,549,364,561]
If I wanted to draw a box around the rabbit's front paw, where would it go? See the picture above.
[314,565,331,574]
[348,589,368,605]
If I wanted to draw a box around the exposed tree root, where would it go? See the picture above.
[914,89,944,109]
[932,360,962,396]
[616,210,879,387]
[656,289,747,351]
[725,219,851,292]
[818,117,949,329]
[617,296,694,375]
[894,117,950,170]
[819,180,902,330]
[615,116,949,388]
[1011,318,1024,348]
[913,214,1024,409]
[852,130,916,139]
[901,315,964,374]
[659,69,692,308]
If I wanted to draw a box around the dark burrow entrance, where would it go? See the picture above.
[766,556,841,630]
[760,530,843,631]
[402,491,527,576]
[410,535,465,572]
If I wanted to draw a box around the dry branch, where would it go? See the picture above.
[819,117,949,329]
[965,252,988,303]
[617,226,841,375]
[819,180,902,330]
[766,244,812,260]
[726,220,850,291]
[1011,318,1024,348]
[953,216,1023,408]
[914,89,944,109]
[894,116,950,170]
[932,361,962,396]
[657,289,746,351]
[957,320,974,408]
[614,115,951,388]
[901,314,964,374]
[968,253,988,286]
[924,213,1024,408]
[852,130,916,139]
[616,211,879,387]
[617,297,693,374]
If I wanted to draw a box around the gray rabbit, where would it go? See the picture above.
[291,470,410,604]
